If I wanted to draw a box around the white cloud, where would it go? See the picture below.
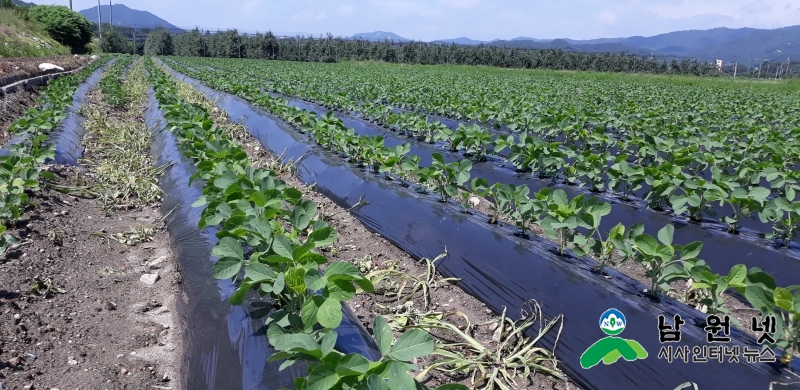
[437,0,481,9]
[597,10,617,24]
[339,4,356,15]
[740,0,771,13]
[290,11,328,21]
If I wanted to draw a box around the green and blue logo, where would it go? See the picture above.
[580,308,648,369]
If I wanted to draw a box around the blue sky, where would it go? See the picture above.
[29,0,800,40]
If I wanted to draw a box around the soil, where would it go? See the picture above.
[186,89,582,389]
[0,56,89,87]
[0,167,181,390]
[0,87,38,145]
[0,68,181,389]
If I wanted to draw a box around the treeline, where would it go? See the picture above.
[144,27,719,76]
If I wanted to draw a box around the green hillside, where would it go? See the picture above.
[0,7,70,57]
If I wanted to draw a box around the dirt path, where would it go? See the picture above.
[0,60,181,390]
[0,56,89,87]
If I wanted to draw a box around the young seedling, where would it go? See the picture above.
[572,204,640,276]
[642,162,685,211]
[669,177,726,222]
[267,316,464,390]
[607,156,644,201]
[631,224,702,297]
[470,178,501,224]
[451,123,492,161]
[379,143,411,180]
[772,286,800,365]
[722,186,770,234]
[541,189,589,256]
[760,195,800,247]
[424,153,472,202]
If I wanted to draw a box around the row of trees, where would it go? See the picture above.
[143,27,719,76]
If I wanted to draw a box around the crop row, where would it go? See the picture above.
[168,57,800,246]
[98,54,136,108]
[0,55,110,256]
[144,58,469,390]
[157,57,800,363]
[177,57,800,168]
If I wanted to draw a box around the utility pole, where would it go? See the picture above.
[97,0,102,40]
[775,63,781,79]
[733,63,737,78]
[69,0,72,10]
[110,1,112,27]
[132,27,136,55]
[788,57,791,77]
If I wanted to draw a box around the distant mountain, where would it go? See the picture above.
[430,26,800,65]
[674,25,800,64]
[350,31,410,42]
[78,3,181,31]
[562,27,758,51]
[510,36,544,42]
[433,37,486,45]
[487,38,653,56]
[11,0,36,7]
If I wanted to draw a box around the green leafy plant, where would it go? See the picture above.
[573,216,639,276]
[267,316,466,390]
[379,143,411,180]
[424,153,472,202]
[470,178,502,224]
[607,156,644,201]
[670,177,726,222]
[541,190,588,256]
[684,263,747,315]
[451,123,492,162]
[772,286,800,365]
[631,224,702,296]
[760,195,800,246]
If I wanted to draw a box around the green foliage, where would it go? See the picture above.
[26,5,92,53]
[99,27,131,54]
[423,154,472,202]
[630,225,703,296]
[145,59,468,389]
[159,28,722,75]
[160,55,800,368]
[98,55,135,108]
[144,26,173,55]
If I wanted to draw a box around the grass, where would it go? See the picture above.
[78,59,164,209]
[0,8,69,57]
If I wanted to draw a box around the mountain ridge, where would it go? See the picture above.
[350,26,800,65]
[78,4,181,31]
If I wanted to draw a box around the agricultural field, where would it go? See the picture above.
[2,53,800,390]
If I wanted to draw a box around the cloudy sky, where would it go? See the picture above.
[30,0,800,40]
